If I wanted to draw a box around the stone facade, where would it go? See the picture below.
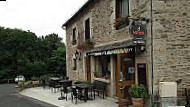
[152,0,190,105]
[63,0,190,105]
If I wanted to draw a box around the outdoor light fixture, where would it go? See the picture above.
[140,45,146,52]
[129,17,150,25]
[74,51,81,60]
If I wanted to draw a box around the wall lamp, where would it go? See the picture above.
[74,51,81,60]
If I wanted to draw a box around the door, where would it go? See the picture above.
[86,57,91,82]
[117,54,135,107]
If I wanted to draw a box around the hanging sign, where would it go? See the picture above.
[129,25,146,39]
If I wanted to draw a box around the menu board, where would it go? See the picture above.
[137,64,147,87]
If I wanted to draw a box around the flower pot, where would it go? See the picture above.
[132,98,143,107]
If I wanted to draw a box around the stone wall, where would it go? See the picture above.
[152,0,190,105]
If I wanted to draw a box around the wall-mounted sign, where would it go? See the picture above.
[129,25,146,39]
[87,47,133,56]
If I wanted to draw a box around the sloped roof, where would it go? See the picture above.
[62,0,94,27]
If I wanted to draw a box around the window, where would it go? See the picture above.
[85,18,90,42]
[116,0,129,18]
[72,28,76,45]
[95,56,111,79]
[72,59,77,70]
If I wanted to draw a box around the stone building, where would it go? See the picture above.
[62,0,190,106]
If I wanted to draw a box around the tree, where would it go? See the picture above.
[0,27,66,81]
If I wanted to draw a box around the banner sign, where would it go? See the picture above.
[129,25,146,39]
[87,48,133,56]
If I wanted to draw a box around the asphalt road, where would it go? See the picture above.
[0,84,56,107]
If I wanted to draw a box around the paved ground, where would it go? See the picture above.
[20,86,119,107]
[0,84,56,107]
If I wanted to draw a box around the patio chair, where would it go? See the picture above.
[94,81,106,99]
[59,80,72,100]
[71,87,83,104]
[51,81,61,93]
[185,88,190,106]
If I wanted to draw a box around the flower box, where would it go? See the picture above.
[77,39,94,50]
[113,16,130,29]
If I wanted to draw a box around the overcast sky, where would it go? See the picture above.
[0,0,88,42]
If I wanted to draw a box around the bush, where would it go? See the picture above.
[128,84,149,98]
[18,82,24,87]
[40,74,54,80]
[25,81,32,85]
[31,76,40,81]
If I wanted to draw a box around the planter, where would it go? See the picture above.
[132,98,143,107]
[32,81,40,85]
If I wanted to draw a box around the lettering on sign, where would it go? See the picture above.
[129,25,146,39]
[88,48,133,56]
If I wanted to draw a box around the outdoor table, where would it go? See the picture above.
[49,77,61,92]
[50,77,61,81]
[75,84,94,102]
[58,80,72,100]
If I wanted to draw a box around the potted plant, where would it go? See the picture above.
[105,72,110,79]
[93,71,98,77]
[72,66,76,70]
[128,84,149,107]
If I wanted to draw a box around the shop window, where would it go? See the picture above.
[95,55,111,79]
[72,28,77,45]
[85,18,90,42]
[116,0,129,18]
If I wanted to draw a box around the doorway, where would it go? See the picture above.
[116,53,135,107]
[86,57,91,82]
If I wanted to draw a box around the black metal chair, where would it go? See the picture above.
[94,81,106,99]
[60,81,72,101]
[185,88,190,106]
[51,81,61,93]
[71,87,83,104]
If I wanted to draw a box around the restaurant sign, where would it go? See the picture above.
[87,48,133,56]
[129,25,146,39]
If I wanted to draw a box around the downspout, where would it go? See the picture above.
[150,0,154,106]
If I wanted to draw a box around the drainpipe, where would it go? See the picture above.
[150,0,154,106]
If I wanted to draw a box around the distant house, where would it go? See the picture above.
[63,0,190,106]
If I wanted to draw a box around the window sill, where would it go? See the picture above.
[93,77,110,83]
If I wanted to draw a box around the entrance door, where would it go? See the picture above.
[86,57,91,82]
[117,54,135,107]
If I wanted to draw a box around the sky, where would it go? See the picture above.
[0,0,88,43]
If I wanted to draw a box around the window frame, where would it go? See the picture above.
[72,27,77,45]
[116,0,129,18]
[85,18,91,42]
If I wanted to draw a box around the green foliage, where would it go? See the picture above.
[18,82,24,87]
[40,74,54,80]
[93,71,98,76]
[83,81,92,85]
[128,84,149,98]
[25,81,32,85]
[31,76,40,81]
[0,27,66,82]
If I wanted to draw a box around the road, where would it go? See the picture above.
[0,84,56,107]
